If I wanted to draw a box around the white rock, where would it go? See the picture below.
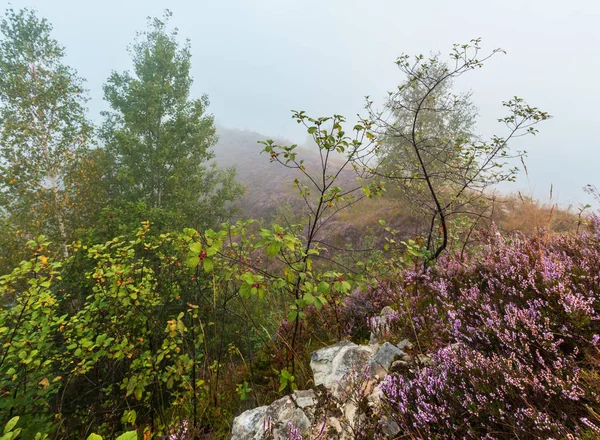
[231,406,268,440]
[231,393,314,440]
[369,342,405,375]
[311,340,376,399]
[265,395,311,439]
[292,389,316,409]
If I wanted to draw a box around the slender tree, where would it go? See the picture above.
[0,7,92,258]
[102,11,240,229]
[366,40,550,261]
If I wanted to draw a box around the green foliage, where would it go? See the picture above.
[257,112,383,370]
[278,369,296,393]
[0,226,207,437]
[0,9,563,437]
[101,10,242,229]
[0,7,93,261]
[0,214,364,435]
[236,380,252,401]
[86,431,137,440]
[367,39,549,261]
[1,417,21,440]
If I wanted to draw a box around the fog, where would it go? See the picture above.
[8,0,600,207]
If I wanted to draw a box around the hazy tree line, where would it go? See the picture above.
[0,9,242,273]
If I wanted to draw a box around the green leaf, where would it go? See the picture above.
[240,284,251,299]
[86,435,103,440]
[189,242,202,253]
[3,417,19,434]
[240,272,255,284]
[115,432,138,440]
[183,228,198,237]
[266,242,280,257]
[203,257,214,272]
[122,409,137,426]
[317,281,330,294]
[316,295,327,309]
[186,255,200,268]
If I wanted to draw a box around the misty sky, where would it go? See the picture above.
[6,0,600,208]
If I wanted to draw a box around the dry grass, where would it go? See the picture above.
[491,192,580,235]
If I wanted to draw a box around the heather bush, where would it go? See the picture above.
[380,222,600,439]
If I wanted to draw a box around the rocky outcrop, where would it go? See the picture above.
[368,342,404,377]
[231,390,316,440]
[230,334,422,440]
[310,340,377,399]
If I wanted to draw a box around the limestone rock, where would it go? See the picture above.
[292,389,316,410]
[396,339,414,351]
[233,326,418,439]
[231,393,314,440]
[265,395,311,439]
[380,417,401,438]
[310,340,376,399]
[369,342,405,376]
[231,406,268,440]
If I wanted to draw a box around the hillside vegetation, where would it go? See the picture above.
[0,7,597,440]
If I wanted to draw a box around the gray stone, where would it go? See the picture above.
[396,339,413,351]
[367,384,384,408]
[231,393,315,440]
[328,416,343,434]
[266,395,311,439]
[231,406,268,440]
[415,353,432,366]
[310,341,376,399]
[381,417,401,438]
[401,353,412,362]
[234,335,411,440]
[369,342,405,375]
[292,389,316,410]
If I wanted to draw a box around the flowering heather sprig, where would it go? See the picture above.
[581,417,600,436]
[367,310,401,340]
[380,223,600,439]
[169,420,188,440]
[261,416,274,440]
[286,422,303,440]
[338,364,373,402]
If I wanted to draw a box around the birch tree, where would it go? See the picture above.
[0,8,92,258]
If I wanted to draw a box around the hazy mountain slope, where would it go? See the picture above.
[212,126,578,249]
[212,126,422,249]
[213,127,299,219]
[213,126,356,221]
